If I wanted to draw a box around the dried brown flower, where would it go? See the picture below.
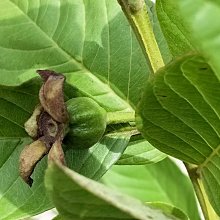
[19,70,68,186]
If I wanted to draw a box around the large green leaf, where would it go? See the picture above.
[0,0,149,108]
[156,0,194,57]
[136,54,220,215]
[102,158,200,220]
[45,161,187,220]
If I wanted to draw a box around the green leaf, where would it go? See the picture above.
[156,0,194,57]
[102,158,199,220]
[136,54,220,215]
[0,0,149,108]
[45,161,185,220]
[116,135,166,165]
[147,202,189,220]
[0,79,40,138]
[65,132,131,180]
[176,1,220,87]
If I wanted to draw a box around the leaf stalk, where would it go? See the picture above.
[185,163,219,220]
[106,111,135,124]
[117,0,164,73]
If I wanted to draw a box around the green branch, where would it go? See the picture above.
[106,112,135,124]
[185,163,219,220]
[117,0,164,73]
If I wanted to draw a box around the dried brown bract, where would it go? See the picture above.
[48,137,66,166]
[19,140,49,186]
[38,70,68,123]
[19,70,68,186]
[24,105,43,139]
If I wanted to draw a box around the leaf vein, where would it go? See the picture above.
[199,145,220,170]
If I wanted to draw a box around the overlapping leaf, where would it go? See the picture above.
[117,135,166,165]
[45,161,187,220]
[102,158,199,220]
[156,0,194,57]
[136,54,220,215]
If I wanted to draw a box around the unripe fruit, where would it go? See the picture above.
[65,97,107,149]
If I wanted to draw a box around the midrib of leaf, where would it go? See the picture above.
[180,65,220,173]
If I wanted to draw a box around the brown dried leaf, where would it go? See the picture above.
[38,70,68,123]
[19,139,49,186]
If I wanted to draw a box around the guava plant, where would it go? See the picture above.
[0,0,219,220]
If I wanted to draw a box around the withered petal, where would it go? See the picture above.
[24,105,43,138]
[38,111,59,144]
[37,69,60,82]
[19,139,49,186]
[39,73,68,123]
[48,138,66,165]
